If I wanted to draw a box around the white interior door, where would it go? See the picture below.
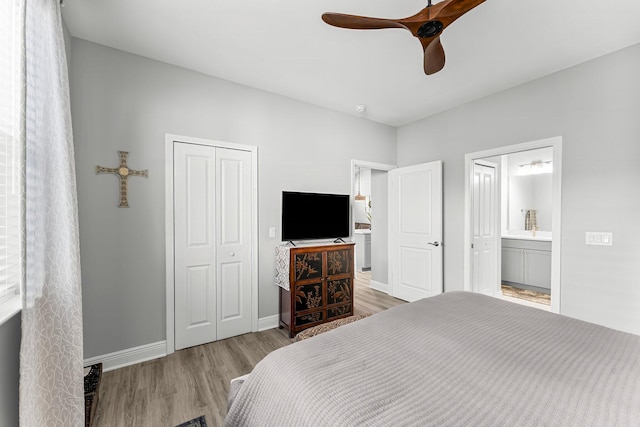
[389,161,443,301]
[174,143,252,350]
[215,148,252,340]
[471,161,498,296]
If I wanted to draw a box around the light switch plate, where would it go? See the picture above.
[585,232,613,246]
[268,227,276,238]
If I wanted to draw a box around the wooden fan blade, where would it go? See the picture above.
[322,13,406,30]
[422,37,446,75]
[437,0,486,20]
[322,0,486,75]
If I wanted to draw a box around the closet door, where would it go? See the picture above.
[471,161,497,296]
[174,143,217,350]
[174,144,252,350]
[215,148,252,340]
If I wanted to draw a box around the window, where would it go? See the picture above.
[0,0,24,323]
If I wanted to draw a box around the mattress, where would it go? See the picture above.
[224,291,640,426]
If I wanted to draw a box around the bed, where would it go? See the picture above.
[224,291,640,426]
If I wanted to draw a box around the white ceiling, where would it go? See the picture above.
[62,0,640,127]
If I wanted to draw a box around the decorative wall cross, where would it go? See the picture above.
[96,151,148,208]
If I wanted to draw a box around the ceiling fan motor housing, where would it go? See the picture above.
[417,20,444,38]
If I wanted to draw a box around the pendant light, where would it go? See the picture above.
[355,166,366,201]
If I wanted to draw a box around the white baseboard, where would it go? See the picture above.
[84,340,167,372]
[369,280,390,294]
[258,314,279,331]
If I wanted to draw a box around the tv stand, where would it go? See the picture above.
[279,243,355,338]
[333,237,346,244]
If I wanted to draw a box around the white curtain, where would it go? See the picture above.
[20,0,84,425]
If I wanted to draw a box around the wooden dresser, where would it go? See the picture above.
[279,243,355,338]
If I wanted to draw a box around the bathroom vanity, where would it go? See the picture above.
[501,236,551,293]
[354,229,371,271]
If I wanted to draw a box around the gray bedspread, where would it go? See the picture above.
[224,292,640,426]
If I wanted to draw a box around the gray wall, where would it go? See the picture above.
[370,170,389,285]
[0,313,20,427]
[70,39,396,358]
[397,43,640,335]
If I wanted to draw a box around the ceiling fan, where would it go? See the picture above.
[322,0,486,75]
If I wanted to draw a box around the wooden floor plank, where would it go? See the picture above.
[93,272,404,427]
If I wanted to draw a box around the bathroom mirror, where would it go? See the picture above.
[508,174,552,232]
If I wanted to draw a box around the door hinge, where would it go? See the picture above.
[471,243,474,249]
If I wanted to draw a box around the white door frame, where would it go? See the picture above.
[464,136,563,313]
[165,134,259,355]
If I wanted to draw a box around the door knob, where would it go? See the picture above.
[427,241,440,247]
[230,252,235,257]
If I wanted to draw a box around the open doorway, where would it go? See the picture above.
[464,137,562,314]
[353,165,372,271]
[350,160,395,294]
[500,148,553,311]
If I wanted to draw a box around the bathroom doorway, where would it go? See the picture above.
[353,165,372,272]
[464,137,562,314]
[351,160,395,294]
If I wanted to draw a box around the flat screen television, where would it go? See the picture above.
[282,191,350,241]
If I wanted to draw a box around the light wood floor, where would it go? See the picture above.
[93,272,404,427]
[501,284,551,312]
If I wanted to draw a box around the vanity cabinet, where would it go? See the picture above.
[501,238,551,292]
[279,243,354,338]
[502,247,525,284]
[354,232,371,271]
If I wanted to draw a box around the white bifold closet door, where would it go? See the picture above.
[174,142,252,350]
